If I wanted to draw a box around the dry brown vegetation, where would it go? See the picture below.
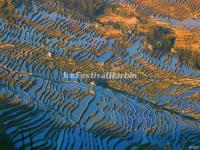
[0,41,15,49]
[172,27,200,52]
[134,0,200,19]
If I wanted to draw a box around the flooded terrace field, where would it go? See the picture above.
[0,0,200,149]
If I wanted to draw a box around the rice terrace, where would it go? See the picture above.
[0,0,200,150]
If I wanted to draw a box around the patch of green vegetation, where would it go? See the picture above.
[0,0,14,18]
[105,3,133,17]
[146,26,175,52]
[61,0,108,17]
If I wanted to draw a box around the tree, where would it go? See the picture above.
[146,25,175,52]
[62,0,108,17]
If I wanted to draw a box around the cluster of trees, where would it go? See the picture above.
[105,4,132,17]
[0,0,17,20]
[0,0,14,13]
[61,0,108,17]
[1,0,109,17]
[146,26,175,53]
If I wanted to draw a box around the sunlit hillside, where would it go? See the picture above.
[0,0,200,150]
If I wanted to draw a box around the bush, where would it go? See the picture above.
[61,0,108,17]
[146,26,175,52]
[0,0,14,11]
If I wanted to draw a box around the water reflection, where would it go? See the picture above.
[0,0,200,150]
